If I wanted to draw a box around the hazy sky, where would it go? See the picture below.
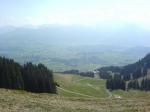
[0,0,150,28]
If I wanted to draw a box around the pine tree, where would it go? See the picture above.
[0,56,56,93]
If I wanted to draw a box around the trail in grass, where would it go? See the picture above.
[73,79,113,98]
[75,78,114,99]
[73,78,85,83]
[58,76,114,99]
[74,78,112,98]
[106,89,122,99]
[86,83,100,91]
[106,89,112,98]
[57,86,97,98]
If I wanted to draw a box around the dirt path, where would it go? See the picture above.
[59,77,116,99]
[74,78,113,98]
[57,86,97,98]
[86,83,99,90]
[73,78,85,83]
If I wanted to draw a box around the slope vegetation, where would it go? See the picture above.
[54,73,108,98]
[0,73,150,112]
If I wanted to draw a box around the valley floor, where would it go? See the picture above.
[0,73,150,112]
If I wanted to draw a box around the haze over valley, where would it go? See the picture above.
[1,25,150,71]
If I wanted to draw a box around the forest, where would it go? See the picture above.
[103,53,150,91]
[0,56,56,93]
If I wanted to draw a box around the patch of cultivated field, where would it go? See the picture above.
[0,73,150,112]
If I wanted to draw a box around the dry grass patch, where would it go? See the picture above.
[0,89,150,112]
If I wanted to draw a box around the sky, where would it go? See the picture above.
[0,0,150,29]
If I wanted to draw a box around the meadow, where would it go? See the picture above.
[0,73,150,112]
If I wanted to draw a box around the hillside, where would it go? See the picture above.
[0,73,150,112]
[54,73,108,98]
[98,53,150,91]
[98,53,150,80]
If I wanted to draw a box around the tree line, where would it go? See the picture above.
[98,53,150,81]
[106,74,125,90]
[128,79,150,91]
[106,74,150,91]
[98,53,150,91]
[63,69,94,78]
[0,56,56,93]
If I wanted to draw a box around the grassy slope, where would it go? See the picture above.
[0,73,150,112]
[54,73,108,98]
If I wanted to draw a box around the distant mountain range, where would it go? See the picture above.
[0,25,150,71]
[0,25,150,46]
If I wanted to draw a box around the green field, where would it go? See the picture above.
[0,73,150,112]
[1,44,147,72]
[54,73,108,98]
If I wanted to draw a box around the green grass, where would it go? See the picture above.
[54,73,108,98]
[112,89,150,99]
[0,73,150,112]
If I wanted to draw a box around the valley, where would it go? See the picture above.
[0,27,150,72]
[1,0,150,112]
